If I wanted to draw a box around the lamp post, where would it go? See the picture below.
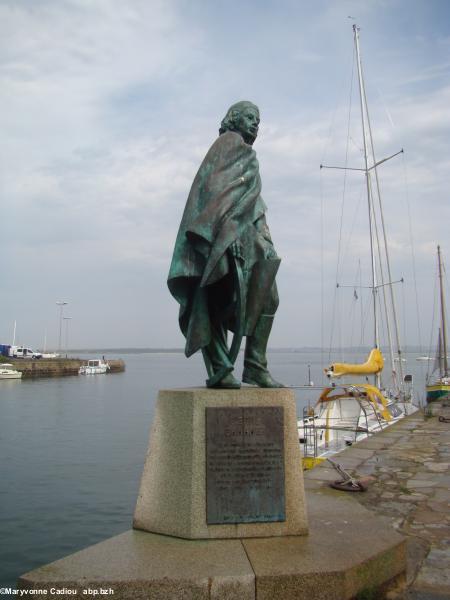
[56,301,68,355]
[63,317,72,357]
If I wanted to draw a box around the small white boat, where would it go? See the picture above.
[0,363,22,380]
[79,359,110,375]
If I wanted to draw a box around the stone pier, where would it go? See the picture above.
[18,388,408,599]
[304,404,450,599]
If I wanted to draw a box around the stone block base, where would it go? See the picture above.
[133,388,308,539]
[19,492,406,600]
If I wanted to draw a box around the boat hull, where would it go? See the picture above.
[426,383,450,403]
[79,366,108,375]
[0,372,22,379]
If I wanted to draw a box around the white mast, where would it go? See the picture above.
[353,24,379,385]
[321,25,405,393]
[353,24,405,393]
[438,245,448,377]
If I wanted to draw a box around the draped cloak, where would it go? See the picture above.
[168,131,278,358]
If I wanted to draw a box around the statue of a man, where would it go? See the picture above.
[168,101,283,389]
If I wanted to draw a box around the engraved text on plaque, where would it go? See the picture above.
[206,406,285,524]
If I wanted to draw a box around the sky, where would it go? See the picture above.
[1,0,450,352]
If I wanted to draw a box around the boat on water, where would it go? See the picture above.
[0,363,23,380]
[426,246,450,403]
[79,359,110,375]
[298,25,417,466]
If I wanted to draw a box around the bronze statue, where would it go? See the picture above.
[168,101,283,389]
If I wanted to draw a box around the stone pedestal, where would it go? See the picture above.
[133,388,308,539]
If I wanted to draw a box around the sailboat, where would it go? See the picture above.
[299,25,417,466]
[426,245,450,403]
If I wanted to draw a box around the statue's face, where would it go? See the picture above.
[235,106,260,145]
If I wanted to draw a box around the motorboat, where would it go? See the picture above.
[79,359,110,375]
[0,363,23,380]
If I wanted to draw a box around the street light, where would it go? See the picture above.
[56,301,68,355]
[63,317,72,357]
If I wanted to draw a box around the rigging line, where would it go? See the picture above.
[443,254,450,377]
[340,180,365,271]
[370,173,398,393]
[320,30,358,166]
[348,260,362,350]
[328,43,356,359]
[359,259,364,347]
[361,69,404,388]
[320,165,325,383]
[427,259,439,382]
[360,289,372,348]
[401,278,407,357]
[401,152,426,395]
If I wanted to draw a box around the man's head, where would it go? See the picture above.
[219,101,260,145]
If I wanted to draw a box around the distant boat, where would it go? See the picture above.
[426,246,450,403]
[0,363,22,380]
[40,352,59,359]
[416,356,431,362]
[79,359,110,375]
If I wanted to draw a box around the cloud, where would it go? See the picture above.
[1,0,450,348]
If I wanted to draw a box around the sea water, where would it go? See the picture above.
[0,349,428,588]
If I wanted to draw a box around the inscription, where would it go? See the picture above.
[206,406,285,524]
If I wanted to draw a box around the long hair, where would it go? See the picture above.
[219,101,259,135]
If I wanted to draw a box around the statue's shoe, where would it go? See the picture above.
[211,372,241,389]
[242,367,284,388]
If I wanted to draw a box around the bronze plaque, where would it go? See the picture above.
[206,406,285,524]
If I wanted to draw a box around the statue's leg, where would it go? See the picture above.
[203,320,240,389]
[242,285,284,388]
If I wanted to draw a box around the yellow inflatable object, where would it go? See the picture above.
[324,348,384,378]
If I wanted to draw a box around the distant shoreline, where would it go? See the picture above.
[66,346,428,354]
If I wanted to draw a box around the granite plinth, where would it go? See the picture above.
[133,387,308,539]
[19,491,406,600]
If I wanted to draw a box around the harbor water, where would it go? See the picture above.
[0,349,429,588]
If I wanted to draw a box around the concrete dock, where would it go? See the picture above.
[304,405,450,599]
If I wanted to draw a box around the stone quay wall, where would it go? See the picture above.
[8,358,125,378]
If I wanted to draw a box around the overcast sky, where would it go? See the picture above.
[1,0,450,352]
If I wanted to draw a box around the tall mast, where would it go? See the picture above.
[353,25,379,354]
[438,245,448,377]
[357,31,404,393]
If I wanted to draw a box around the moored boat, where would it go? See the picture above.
[79,359,110,375]
[298,25,418,466]
[426,246,450,403]
[0,363,23,380]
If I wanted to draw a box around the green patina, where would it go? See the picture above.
[168,101,284,389]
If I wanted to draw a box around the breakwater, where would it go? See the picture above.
[8,358,125,378]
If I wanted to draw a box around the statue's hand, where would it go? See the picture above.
[229,240,243,260]
[265,245,278,260]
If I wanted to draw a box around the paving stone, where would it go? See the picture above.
[311,412,450,598]
[423,463,449,473]
[406,480,438,489]
[432,489,450,503]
